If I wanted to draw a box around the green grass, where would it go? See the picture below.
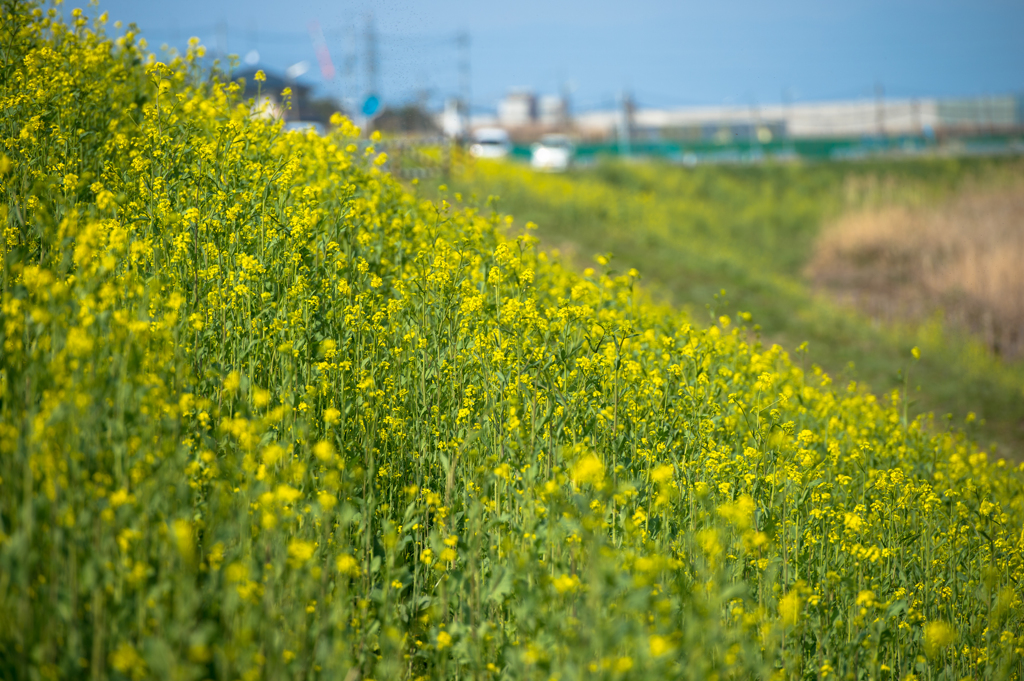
[446,156,1024,458]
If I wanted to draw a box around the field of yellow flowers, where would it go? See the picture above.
[2,5,1024,680]
[447,156,1024,459]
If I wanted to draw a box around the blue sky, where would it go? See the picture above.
[88,0,1024,113]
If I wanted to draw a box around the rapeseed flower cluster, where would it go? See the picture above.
[1,4,1023,680]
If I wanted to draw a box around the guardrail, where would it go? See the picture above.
[374,137,453,179]
[507,132,1024,164]
[371,131,1024,174]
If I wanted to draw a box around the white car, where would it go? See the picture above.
[530,134,575,172]
[469,128,512,159]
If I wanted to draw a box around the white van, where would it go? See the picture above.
[469,127,512,159]
[530,134,575,172]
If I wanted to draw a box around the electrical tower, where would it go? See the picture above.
[215,19,227,62]
[457,30,470,130]
[342,22,357,114]
[365,14,379,100]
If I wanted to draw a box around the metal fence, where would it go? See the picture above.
[510,133,1024,165]
[373,131,1024,175]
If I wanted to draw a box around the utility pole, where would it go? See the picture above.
[365,14,379,97]
[561,81,573,130]
[781,87,791,137]
[749,96,762,156]
[216,19,227,62]
[456,30,470,140]
[874,81,885,139]
[364,13,380,132]
[781,87,794,156]
[617,90,633,157]
[244,20,259,67]
[343,22,357,116]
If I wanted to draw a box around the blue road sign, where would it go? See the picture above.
[362,95,380,116]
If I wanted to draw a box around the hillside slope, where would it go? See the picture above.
[447,158,1024,459]
[2,6,1023,680]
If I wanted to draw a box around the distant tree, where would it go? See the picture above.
[232,68,343,124]
[302,96,347,125]
[372,104,439,135]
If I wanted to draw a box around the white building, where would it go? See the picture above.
[497,90,536,127]
[538,95,568,127]
[577,98,945,140]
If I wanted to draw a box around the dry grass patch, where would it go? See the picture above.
[808,182,1024,358]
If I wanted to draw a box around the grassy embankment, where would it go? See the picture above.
[446,158,1024,458]
[4,5,1024,680]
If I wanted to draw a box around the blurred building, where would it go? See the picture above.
[937,96,1020,133]
[573,94,1024,142]
[486,90,572,141]
[538,94,569,127]
[498,90,537,127]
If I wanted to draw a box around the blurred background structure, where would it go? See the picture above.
[88,0,1022,156]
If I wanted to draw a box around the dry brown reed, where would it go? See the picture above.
[807,181,1024,358]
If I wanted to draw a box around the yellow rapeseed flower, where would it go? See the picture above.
[572,453,605,487]
[651,464,673,484]
[778,591,801,627]
[171,519,193,560]
[109,642,147,678]
[553,573,581,594]
[313,440,335,462]
[336,553,360,576]
[717,494,755,531]
[923,621,956,658]
[649,634,672,657]
[287,540,316,567]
